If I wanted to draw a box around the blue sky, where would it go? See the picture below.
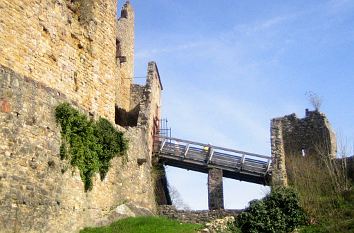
[121,0,354,209]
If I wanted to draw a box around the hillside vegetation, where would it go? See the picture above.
[287,150,354,233]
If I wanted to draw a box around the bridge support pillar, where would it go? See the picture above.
[208,168,224,210]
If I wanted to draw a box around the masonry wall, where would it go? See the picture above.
[158,205,240,224]
[0,1,164,232]
[0,0,134,122]
[279,110,336,158]
[132,62,163,163]
[270,119,288,186]
[270,110,337,186]
[0,63,160,233]
[130,62,170,206]
[116,2,135,111]
[208,168,224,210]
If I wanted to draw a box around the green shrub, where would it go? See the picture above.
[95,118,128,179]
[55,103,128,191]
[236,187,308,233]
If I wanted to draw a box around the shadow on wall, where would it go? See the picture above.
[345,156,354,182]
[115,105,140,127]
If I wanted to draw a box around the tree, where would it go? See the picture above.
[168,185,190,210]
[306,91,322,111]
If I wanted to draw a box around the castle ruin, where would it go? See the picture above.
[271,109,337,186]
[0,0,345,232]
[0,1,166,232]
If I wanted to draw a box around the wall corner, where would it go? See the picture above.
[270,118,288,187]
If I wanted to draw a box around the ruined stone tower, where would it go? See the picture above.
[116,1,135,111]
[0,1,163,232]
[271,109,337,186]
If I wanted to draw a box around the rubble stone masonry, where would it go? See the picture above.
[158,205,240,224]
[0,61,160,233]
[116,2,135,111]
[0,1,162,232]
[270,110,337,186]
[0,0,134,121]
[208,168,224,210]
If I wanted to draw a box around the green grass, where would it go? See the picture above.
[80,216,202,233]
[300,218,354,233]
[299,190,354,233]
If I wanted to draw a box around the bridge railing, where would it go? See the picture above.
[154,136,272,176]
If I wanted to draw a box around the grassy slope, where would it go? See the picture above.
[80,216,202,233]
[285,153,354,233]
[299,189,354,233]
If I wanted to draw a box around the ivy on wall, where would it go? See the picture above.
[55,103,128,191]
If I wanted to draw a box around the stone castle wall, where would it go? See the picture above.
[270,119,288,186]
[278,109,336,158]
[116,2,135,111]
[270,109,337,186]
[0,60,162,232]
[137,62,163,161]
[0,0,134,122]
[0,1,163,232]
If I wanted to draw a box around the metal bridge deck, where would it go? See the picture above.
[154,136,272,185]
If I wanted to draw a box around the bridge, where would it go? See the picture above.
[153,136,273,210]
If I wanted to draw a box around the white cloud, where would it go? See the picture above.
[233,14,296,35]
[136,41,206,59]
